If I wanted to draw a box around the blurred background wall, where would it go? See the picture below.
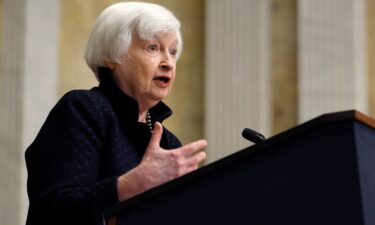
[0,0,374,224]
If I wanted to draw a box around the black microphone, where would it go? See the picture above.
[242,128,265,144]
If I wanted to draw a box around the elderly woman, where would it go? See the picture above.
[25,2,207,225]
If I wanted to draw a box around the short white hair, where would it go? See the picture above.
[84,2,183,77]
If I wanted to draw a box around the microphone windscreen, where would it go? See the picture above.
[242,128,265,144]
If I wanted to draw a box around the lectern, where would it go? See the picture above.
[105,110,375,225]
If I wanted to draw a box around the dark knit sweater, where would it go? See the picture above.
[25,68,181,225]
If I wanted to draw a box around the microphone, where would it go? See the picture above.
[242,128,265,144]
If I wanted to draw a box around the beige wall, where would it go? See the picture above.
[271,0,298,134]
[270,0,375,131]
[59,0,205,144]
[0,0,2,75]
[369,0,375,118]
[59,0,106,96]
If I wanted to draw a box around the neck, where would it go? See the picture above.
[138,110,147,123]
[138,100,159,123]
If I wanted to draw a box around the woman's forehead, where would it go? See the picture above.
[135,31,178,44]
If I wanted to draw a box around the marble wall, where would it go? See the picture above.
[369,0,375,117]
[0,1,59,224]
[270,0,375,125]
[271,0,298,134]
[205,0,271,162]
[0,0,2,58]
[1,1,27,224]
[59,0,102,96]
[298,0,368,122]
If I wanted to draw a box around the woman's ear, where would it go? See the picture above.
[105,62,116,70]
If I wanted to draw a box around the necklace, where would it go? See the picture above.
[146,111,153,133]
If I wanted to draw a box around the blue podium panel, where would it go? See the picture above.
[105,110,375,225]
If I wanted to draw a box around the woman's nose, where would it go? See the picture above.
[159,61,174,71]
[159,54,175,71]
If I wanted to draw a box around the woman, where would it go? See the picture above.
[25,2,207,225]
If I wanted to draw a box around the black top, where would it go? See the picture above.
[25,68,182,225]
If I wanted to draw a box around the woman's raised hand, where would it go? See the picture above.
[117,122,207,202]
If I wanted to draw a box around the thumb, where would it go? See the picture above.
[148,122,163,149]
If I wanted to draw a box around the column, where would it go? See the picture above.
[0,0,59,224]
[369,0,375,117]
[205,0,271,163]
[298,0,368,122]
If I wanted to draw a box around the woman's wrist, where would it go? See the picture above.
[116,167,146,202]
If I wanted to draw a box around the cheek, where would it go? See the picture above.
[172,69,176,80]
[142,61,159,77]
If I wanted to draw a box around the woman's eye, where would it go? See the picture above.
[147,44,159,52]
[170,48,177,56]
[145,44,160,56]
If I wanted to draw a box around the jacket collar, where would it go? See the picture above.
[97,67,173,127]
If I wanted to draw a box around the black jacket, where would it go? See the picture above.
[25,68,182,225]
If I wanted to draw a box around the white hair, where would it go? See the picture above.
[84,2,183,77]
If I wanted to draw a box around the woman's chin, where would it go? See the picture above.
[142,92,170,106]
[152,89,171,100]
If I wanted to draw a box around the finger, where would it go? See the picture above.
[148,122,163,149]
[196,151,207,163]
[185,151,207,167]
[185,152,207,172]
[178,139,207,156]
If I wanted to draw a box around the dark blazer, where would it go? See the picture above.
[25,68,182,225]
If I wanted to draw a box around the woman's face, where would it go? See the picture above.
[112,32,178,110]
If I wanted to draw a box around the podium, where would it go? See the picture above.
[104,110,375,225]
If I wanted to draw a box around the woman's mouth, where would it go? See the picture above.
[153,76,171,88]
